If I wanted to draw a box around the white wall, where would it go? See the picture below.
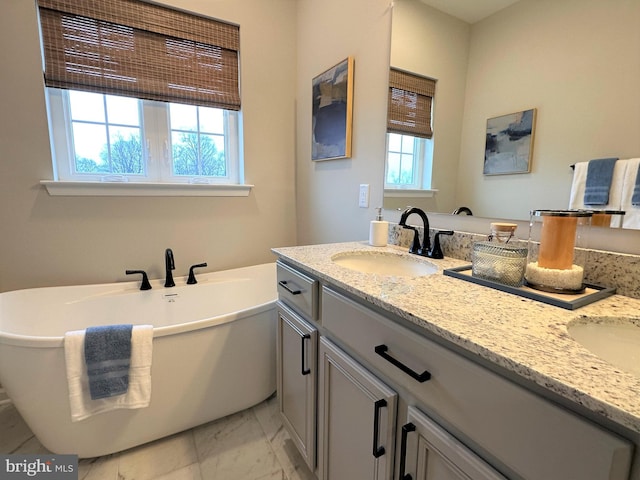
[386,0,470,214]
[295,0,393,245]
[457,0,640,220]
[0,0,297,291]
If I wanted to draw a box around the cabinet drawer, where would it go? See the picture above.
[322,286,632,480]
[276,261,318,322]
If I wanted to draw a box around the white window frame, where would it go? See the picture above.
[43,88,250,197]
[384,133,436,196]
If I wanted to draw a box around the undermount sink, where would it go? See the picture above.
[567,317,640,377]
[331,251,438,277]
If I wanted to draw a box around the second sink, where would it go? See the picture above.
[567,317,640,377]
[331,251,438,277]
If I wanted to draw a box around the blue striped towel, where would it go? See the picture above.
[632,163,640,206]
[84,324,133,400]
[584,157,618,205]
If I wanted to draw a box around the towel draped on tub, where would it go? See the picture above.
[64,324,153,422]
[85,324,132,400]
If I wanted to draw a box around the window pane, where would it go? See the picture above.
[401,135,415,154]
[72,122,107,172]
[400,154,415,184]
[69,91,105,123]
[109,127,143,174]
[200,134,226,176]
[169,103,197,131]
[172,131,199,175]
[199,107,224,134]
[386,152,400,184]
[388,133,401,152]
[106,95,140,126]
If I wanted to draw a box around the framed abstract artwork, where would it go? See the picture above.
[484,108,536,175]
[311,57,354,161]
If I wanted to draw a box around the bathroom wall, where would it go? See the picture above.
[456,0,640,220]
[0,0,298,292]
[385,0,470,214]
[294,0,393,245]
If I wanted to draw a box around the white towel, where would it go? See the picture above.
[621,158,640,229]
[64,324,153,422]
[569,160,628,227]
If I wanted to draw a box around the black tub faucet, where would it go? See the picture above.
[399,207,431,255]
[164,248,175,287]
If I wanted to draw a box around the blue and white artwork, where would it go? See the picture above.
[484,108,536,175]
[312,57,354,161]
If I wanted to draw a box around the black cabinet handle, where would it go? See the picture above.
[372,399,387,458]
[374,345,431,382]
[278,280,301,295]
[301,333,311,376]
[399,422,416,480]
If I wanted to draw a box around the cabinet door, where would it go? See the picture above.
[318,337,397,480]
[399,406,507,480]
[277,302,317,470]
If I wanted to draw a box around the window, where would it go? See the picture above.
[38,0,245,193]
[47,88,240,184]
[385,68,436,192]
[385,133,433,190]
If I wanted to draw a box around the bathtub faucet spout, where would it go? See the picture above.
[164,248,175,287]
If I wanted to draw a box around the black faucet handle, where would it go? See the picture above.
[402,226,422,255]
[187,263,208,285]
[126,270,152,290]
[427,230,454,259]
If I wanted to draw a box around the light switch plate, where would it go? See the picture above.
[359,184,369,208]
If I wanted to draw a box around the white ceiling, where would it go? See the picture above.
[418,0,521,24]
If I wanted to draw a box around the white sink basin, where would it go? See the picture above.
[331,251,438,277]
[567,317,640,377]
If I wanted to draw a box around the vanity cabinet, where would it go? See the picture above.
[274,260,633,480]
[399,405,506,480]
[317,336,397,480]
[321,285,632,480]
[276,262,319,470]
[277,303,318,470]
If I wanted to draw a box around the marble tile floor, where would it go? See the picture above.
[0,394,316,480]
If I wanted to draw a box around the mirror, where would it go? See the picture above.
[384,0,640,228]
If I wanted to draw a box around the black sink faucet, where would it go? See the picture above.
[398,207,455,258]
[164,248,175,287]
[399,207,431,256]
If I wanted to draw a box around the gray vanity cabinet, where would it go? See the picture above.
[400,406,506,480]
[317,337,397,480]
[275,260,633,480]
[276,303,317,470]
[276,262,319,471]
[321,285,633,480]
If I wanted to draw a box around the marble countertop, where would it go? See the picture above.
[272,241,640,435]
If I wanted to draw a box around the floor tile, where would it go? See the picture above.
[0,403,39,454]
[0,398,313,480]
[117,430,198,480]
[78,455,119,480]
[154,463,203,480]
[194,409,283,480]
[253,395,315,480]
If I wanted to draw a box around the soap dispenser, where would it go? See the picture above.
[369,207,388,247]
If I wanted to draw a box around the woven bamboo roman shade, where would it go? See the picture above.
[38,0,240,110]
[387,68,435,139]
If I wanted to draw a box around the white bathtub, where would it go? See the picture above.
[0,263,277,458]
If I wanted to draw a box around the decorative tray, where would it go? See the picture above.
[443,265,616,310]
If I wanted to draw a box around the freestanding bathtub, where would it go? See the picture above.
[0,263,277,458]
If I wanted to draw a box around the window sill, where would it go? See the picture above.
[40,180,253,197]
[384,188,438,198]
